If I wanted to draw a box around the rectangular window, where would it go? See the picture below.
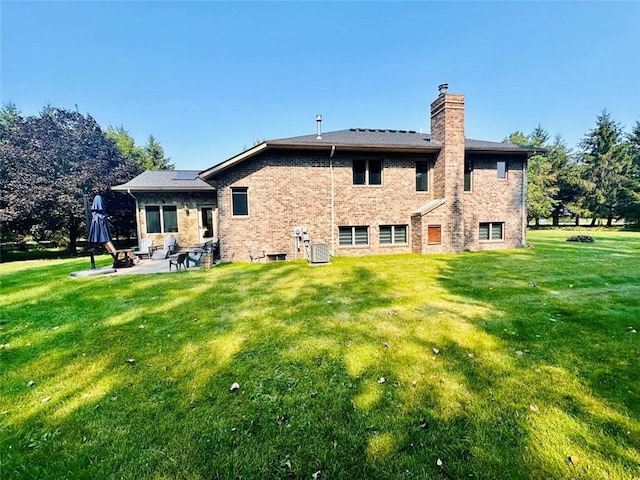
[428,225,442,244]
[145,205,178,234]
[146,206,161,233]
[380,225,407,245]
[497,160,507,179]
[162,206,178,232]
[232,187,249,216]
[339,226,369,246]
[416,160,429,192]
[479,222,504,241]
[464,158,473,191]
[352,159,382,185]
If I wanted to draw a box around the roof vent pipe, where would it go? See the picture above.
[316,114,322,140]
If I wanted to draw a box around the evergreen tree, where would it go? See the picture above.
[578,110,634,226]
[143,135,174,170]
[505,127,557,224]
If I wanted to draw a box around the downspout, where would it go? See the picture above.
[127,189,142,244]
[330,145,336,256]
[521,158,527,246]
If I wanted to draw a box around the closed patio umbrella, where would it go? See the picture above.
[88,195,116,254]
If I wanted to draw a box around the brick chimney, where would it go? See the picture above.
[430,83,466,251]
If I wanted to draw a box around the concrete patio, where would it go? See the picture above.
[70,256,214,277]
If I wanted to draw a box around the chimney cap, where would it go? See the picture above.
[438,83,449,95]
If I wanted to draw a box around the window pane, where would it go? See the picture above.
[393,225,407,244]
[353,160,366,185]
[339,227,353,246]
[497,161,507,179]
[379,226,392,244]
[354,226,368,245]
[479,223,490,241]
[163,206,178,233]
[146,206,161,233]
[202,207,214,237]
[369,160,382,185]
[232,188,248,216]
[464,158,472,191]
[416,161,428,191]
[491,222,503,240]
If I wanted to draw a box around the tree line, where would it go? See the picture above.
[506,112,640,227]
[2,103,638,255]
[0,104,173,253]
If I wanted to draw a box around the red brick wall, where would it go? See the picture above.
[215,150,437,261]
[213,147,527,261]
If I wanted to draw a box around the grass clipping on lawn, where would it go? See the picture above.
[0,229,639,479]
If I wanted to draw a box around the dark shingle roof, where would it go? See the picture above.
[200,129,541,179]
[269,129,441,149]
[464,138,540,152]
[112,170,215,192]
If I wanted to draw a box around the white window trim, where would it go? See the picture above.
[145,204,179,234]
[231,187,249,217]
[379,224,408,245]
[338,226,370,247]
[353,158,383,186]
[479,221,505,242]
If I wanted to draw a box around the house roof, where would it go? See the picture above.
[112,170,215,192]
[200,128,540,179]
[412,198,447,216]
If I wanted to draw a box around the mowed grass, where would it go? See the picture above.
[1,229,639,479]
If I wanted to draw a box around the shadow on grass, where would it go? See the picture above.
[1,234,639,479]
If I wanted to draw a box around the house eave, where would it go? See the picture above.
[200,141,441,179]
[111,186,215,193]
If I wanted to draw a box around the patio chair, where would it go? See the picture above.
[132,237,153,259]
[150,235,178,260]
[169,253,187,271]
[165,236,177,254]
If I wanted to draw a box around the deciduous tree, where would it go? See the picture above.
[0,106,141,251]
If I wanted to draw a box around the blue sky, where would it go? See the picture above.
[2,1,639,171]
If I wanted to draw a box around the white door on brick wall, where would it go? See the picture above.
[197,205,218,244]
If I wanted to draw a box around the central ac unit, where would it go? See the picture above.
[310,243,330,263]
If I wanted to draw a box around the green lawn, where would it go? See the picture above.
[1,230,639,479]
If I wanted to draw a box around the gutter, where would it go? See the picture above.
[330,145,336,256]
[127,188,142,246]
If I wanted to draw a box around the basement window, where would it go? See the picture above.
[379,225,407,245]
[339,226,369,246]
[479,222,504,241]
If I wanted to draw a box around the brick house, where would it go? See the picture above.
[112,170,217,249]
[115,84,540,261]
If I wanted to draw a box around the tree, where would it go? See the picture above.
[578,110,634,227]
[546,136,584,226]
[620,120,640,224]
[0,107,141,252]
[505,127,558,224]
[107,127,173,171]
[143,135,174,170]
[106,125,146,165]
